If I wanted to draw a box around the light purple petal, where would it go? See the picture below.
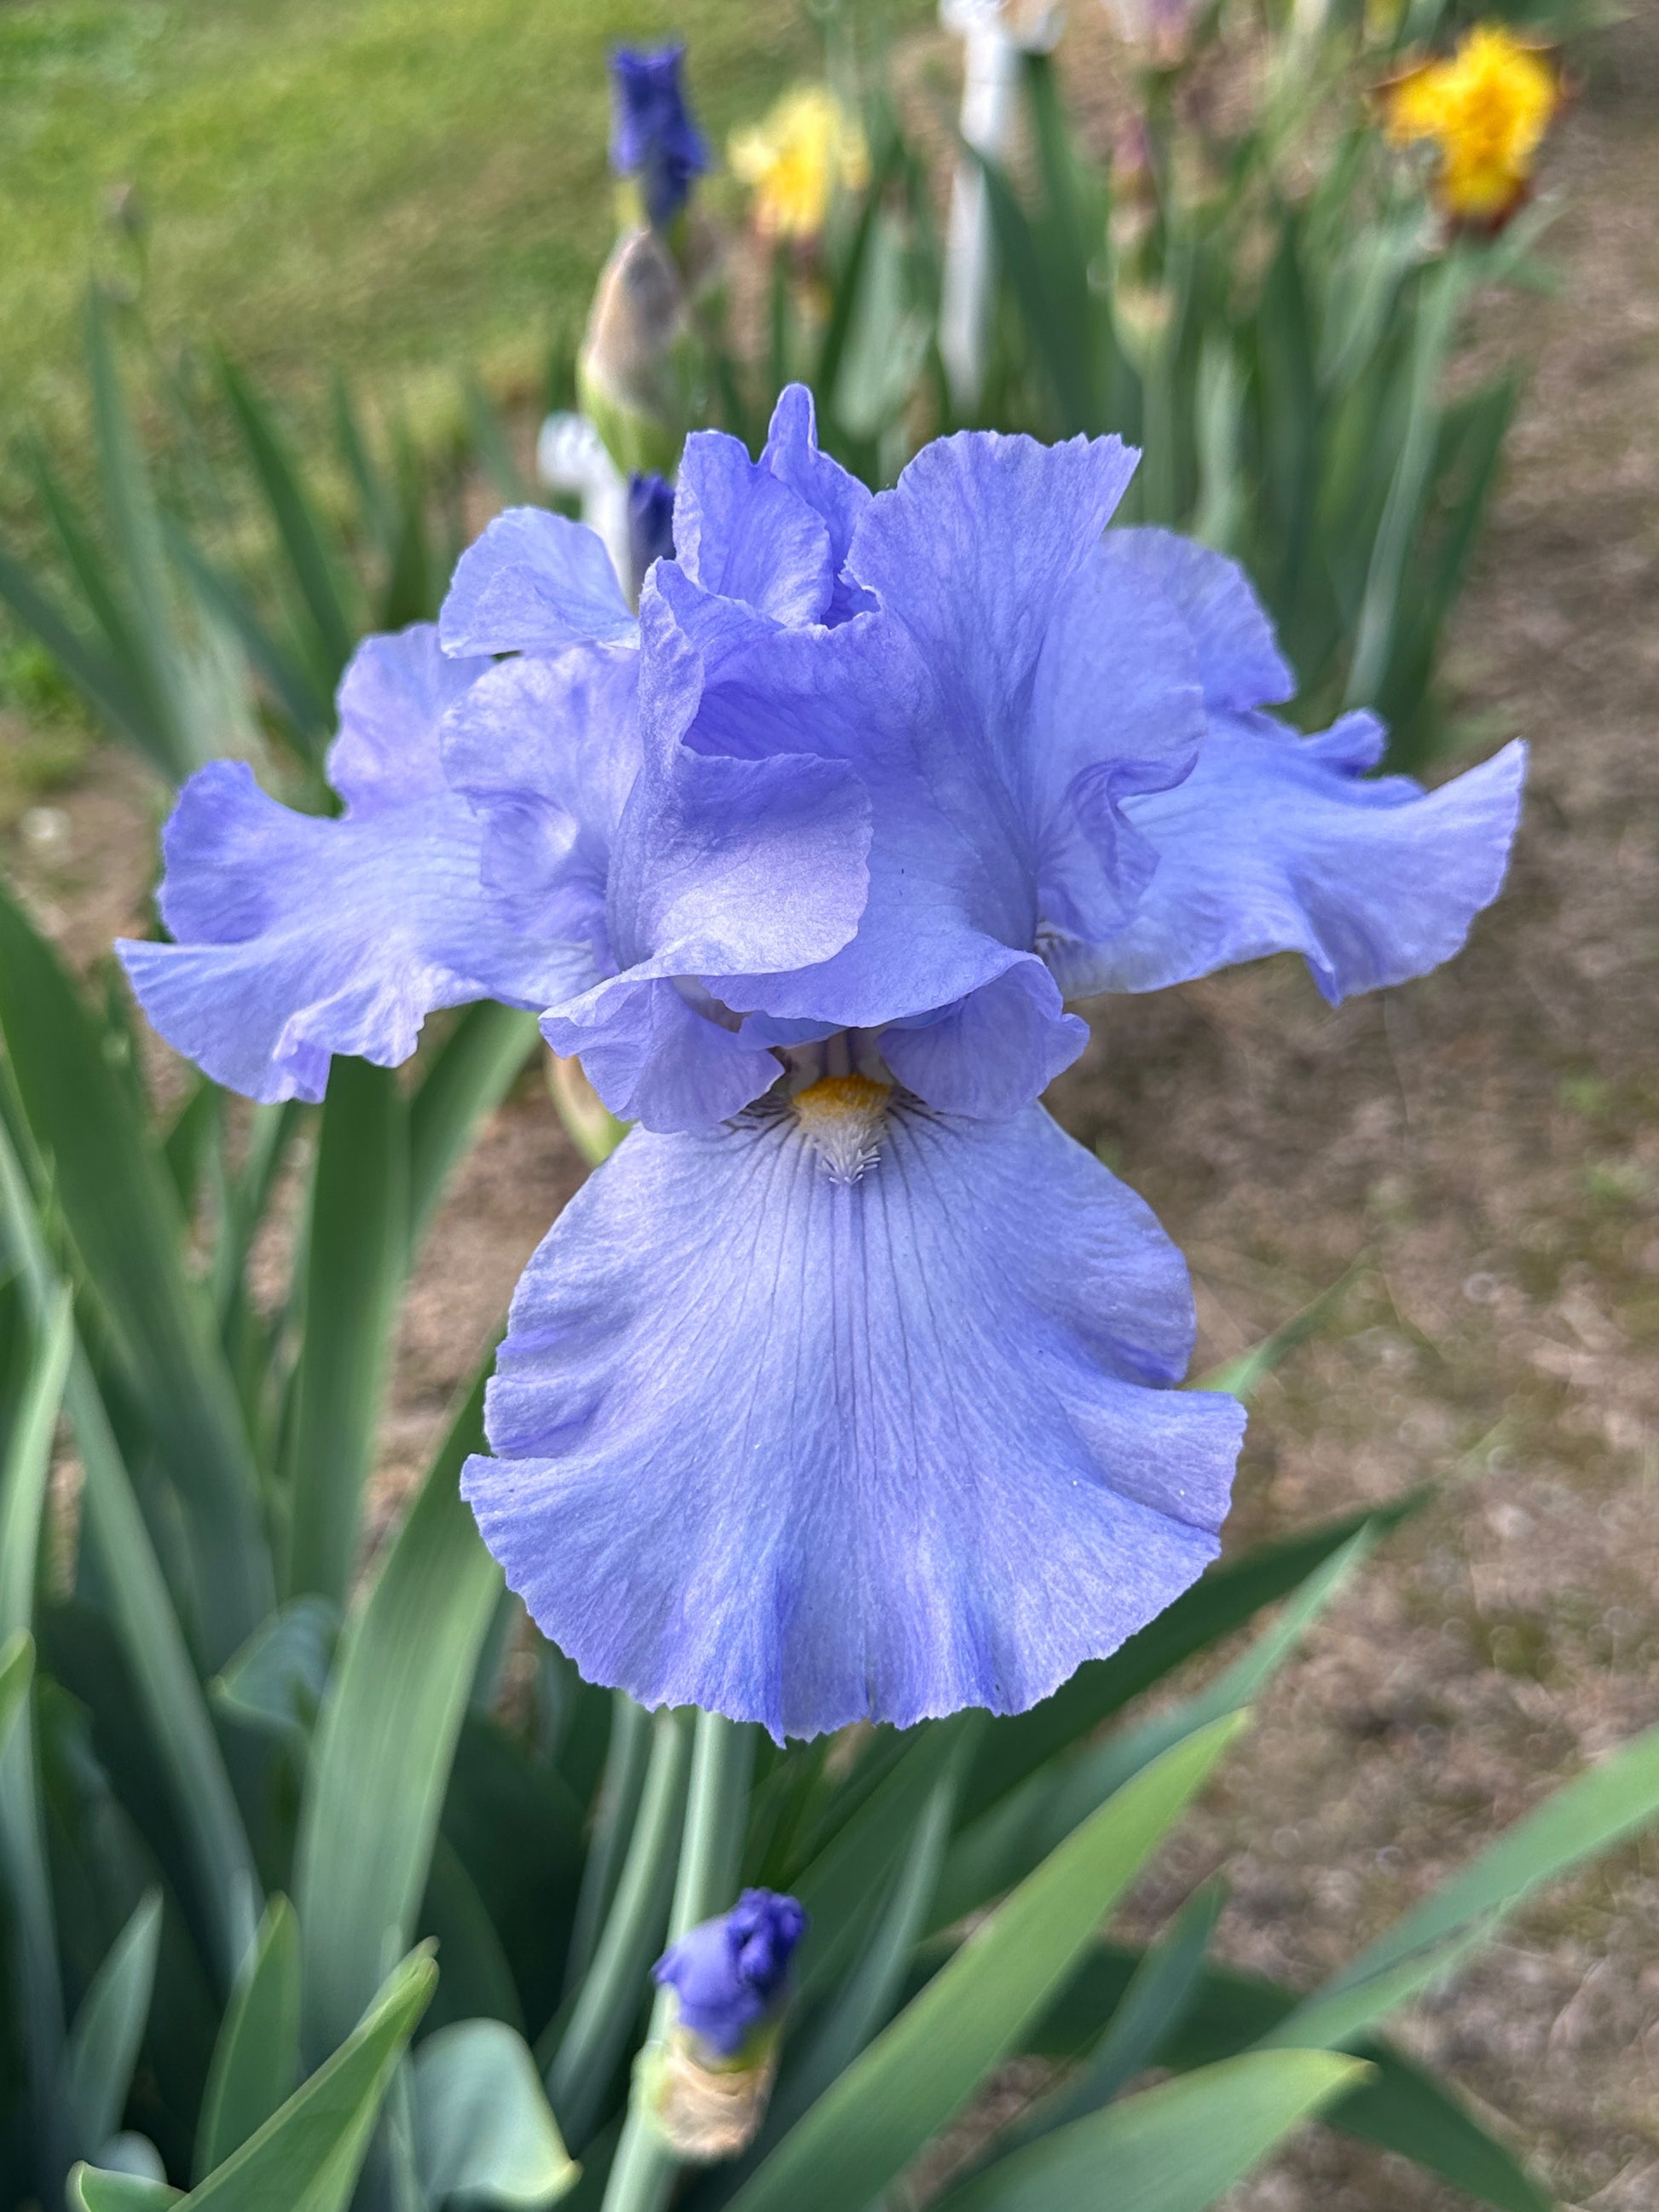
[1030,536,1207,942]
[465,1100,1244,1739]
[439,507,639,657]
[607,745,871,981]
[882,962,1087,1118]
[1055,722,1529,1002]
[1107,529,1294,714]
[760,385,873,618]
[650,566,1037,1024]
[118,625,586,1103]
[442,642,642,958]
[327,624,489,813]
[673,429,834,625]
[540,975,779,1132]
[847,428,1139,782]
[118,764,582,1104]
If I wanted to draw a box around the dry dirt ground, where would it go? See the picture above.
[4,14,1657,2209]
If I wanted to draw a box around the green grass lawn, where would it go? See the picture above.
[0,0,923,448]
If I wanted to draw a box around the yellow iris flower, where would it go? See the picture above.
[728,86,870,243]
[1384,24,1558,227]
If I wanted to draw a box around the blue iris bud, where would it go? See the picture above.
[609,44,709,229]
[653,1890,806,2058]
[627,471,677,595]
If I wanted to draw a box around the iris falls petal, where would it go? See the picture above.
[463,1098,1246,1740]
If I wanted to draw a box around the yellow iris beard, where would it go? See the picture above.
[790,1071,893,1182]
[1385,24,1558,223]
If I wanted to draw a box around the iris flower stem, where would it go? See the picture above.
[548,1708,691,2148]
[564,1693,653,1999]
[602,1711,754,2212]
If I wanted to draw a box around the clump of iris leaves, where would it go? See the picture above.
[0,41,1651,2212]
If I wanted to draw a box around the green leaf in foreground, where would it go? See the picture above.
[294,1362,501,2061]
[0,1627,32,1756]
[75,1946,436,2212]
[283,1057,408,1609]
[725,1713,1249,2212]
[934,2050,1368,2212]
[413,2018,578,2209]
[194,1896,301,2179]
[65,1890,164,2157]
[68,2169,182,2210]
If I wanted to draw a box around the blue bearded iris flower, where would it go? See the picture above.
[609,44,709,229]
[117,386,1525,1741]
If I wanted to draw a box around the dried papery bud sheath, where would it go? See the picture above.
[644,1891,806,2160]
[577,226,691,483]
[641,2022,783,2161]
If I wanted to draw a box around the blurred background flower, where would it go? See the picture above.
[1384,23,1560,229]
[729,84,870,242]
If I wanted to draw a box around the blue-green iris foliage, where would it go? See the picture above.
[117,388,1525,1741]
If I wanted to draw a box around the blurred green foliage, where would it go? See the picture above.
[0,0,931,510]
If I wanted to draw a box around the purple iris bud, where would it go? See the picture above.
[654,1891,807,2058]
[609,44,709,229]
[627,470,677,591]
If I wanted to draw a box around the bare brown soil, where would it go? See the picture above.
[4,14,1656,2205]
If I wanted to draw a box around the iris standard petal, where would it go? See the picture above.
[847,427,1139,785]
[648,564,1049,1047]
[118,625,578,1103]
[463,1099,1245,1740]
[1055,719,1529,1003]
[439,507,639,657]
[442,643,642,957]
[540,973,782,1132]
[760,385,873,620]
[673,428,835,625]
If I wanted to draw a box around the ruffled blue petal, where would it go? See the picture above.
[882,963,1087,1119]
[439,507,639,657]
[673,429,834,625]
[463,1102,1245,1739]
[118,626,581,1103]
[649,565,1036,1030]
[1107,529,1294,714]
[847,429,1140,787]
[760,386,873,620]
[540,974,780,1132]
[1054,719,1528,1003]
[325,624,483,812]
[442,643,642,959]
[1028,536,1208,942]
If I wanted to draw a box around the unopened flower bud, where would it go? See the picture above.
[577,226,690,481]
[609,45,709,231]
[645,1891,806,2160]
[627,472,676,595]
